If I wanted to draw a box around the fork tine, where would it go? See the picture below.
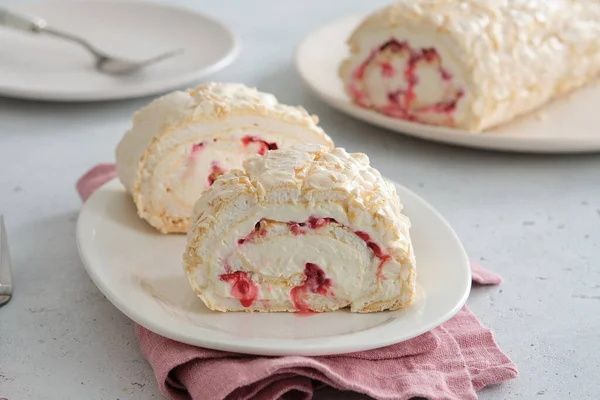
[139,48,185,68]
[98,48,184,75]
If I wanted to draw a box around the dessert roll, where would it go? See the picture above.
[115,82,334,233]
[339,0,600,132]
[184,145,416,313]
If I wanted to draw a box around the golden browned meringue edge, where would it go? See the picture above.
[183,145,416,313]
[115,82,334,233]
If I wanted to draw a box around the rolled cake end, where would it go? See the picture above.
[115,82,334,234]
[339,13,473,130]
[184,145,417,313]
[340,1,600,132]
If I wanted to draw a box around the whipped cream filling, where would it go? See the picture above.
[159,133,277,214]
[213,218,391,313]
[193,210,407,313]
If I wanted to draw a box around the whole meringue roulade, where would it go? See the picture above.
[339,0,600,132]
[115,82,334,233]
[183,145,416,313]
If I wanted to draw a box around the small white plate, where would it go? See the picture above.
[295,13,600,154]
[0,0,239,101]
[76,178,471,356]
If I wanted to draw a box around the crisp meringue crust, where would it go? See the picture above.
[183,145,416,313]
[115,82,334,233]
[339,0,600,132]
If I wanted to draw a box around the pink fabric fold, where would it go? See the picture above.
[77,164,517,400]
[470,261,502,285]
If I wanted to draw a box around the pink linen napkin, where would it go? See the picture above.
[77,164,517,400]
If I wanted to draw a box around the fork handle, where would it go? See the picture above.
[0,8,99,58]
[0,7,47,33]
[0,216,13,297]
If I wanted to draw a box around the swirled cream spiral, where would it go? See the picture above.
[115,83,333,233]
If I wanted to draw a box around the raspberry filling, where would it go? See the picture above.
[219,270,258,307]
[190,142,204,153]
[289,217,336,235]
[355,231,390,280]
[207,161,225,186]
[290,263,332,314]
[348,39,464,124]
[187,137,278,188]
[237,221,268,245]
[241,135,278,156]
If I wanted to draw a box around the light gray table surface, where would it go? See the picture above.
[1,1,599,399]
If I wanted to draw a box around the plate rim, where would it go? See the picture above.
[294,12,600,154]
[0,0,241,102]
[76,177,471,356]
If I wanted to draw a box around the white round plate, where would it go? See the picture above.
[0,0,239,101]
[76,178,471,356]
[295,13,600,154]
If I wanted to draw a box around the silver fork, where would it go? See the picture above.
[0,7,183,75]
[0,215,13,307]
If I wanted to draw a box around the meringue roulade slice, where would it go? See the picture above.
[115,82,334,233]
[339,0,600,132]
[183,145,416,313]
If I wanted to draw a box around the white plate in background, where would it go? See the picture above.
[0,0,239,101]
[76,178,471,356]
[295,13,600,153]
